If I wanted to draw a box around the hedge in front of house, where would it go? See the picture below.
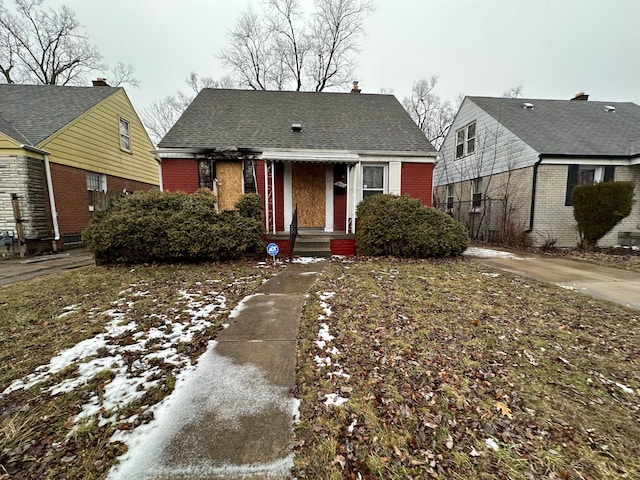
[355,194,469,258]
[573,181,634,250]
[83,190,265,264]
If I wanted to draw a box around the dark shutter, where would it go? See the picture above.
[604,166,615,182]
[565,165,579,206]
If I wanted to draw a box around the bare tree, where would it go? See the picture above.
[403,76,455,149]
[141,72,236,145]
[0,0,138,87]
[0,0,104,85]
[219,0,373,92]
[502,85,523,98]
[109,62,139,88]
[309,0,373,92]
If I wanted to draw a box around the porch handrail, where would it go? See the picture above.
[289,204,298,262]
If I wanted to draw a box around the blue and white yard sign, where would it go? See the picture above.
[266,242,279,261]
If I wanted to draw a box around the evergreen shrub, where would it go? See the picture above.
[84,190,265,264]
[573,181,634,250]
[355,194,469,258]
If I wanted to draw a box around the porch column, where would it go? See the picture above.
[283,163,292,232]
[325,164,334,232]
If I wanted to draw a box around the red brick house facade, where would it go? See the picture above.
[158,88,437,256]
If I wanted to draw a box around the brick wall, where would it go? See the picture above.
[162,158,199,193]
[50,163,91,239]
[0,155,50,240]
[401,163,433,206]
[50,163,156,248]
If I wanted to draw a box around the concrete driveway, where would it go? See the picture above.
[465,247,640,311]
[0,249,94,287]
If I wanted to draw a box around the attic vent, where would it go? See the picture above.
[522,102,534,110]
[603,105,616,113]
[291,123,302,132]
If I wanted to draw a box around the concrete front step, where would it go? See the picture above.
[293,236,331,257]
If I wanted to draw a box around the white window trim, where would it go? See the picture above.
[470,177,482,213]
[86,172,107,212]
[455,121,477,159]
[119,117,131,152]
[446,184,454,213]
[361,164,387,200]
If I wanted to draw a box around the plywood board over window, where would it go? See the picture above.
[292,163,326,227]
[216,161,243,210]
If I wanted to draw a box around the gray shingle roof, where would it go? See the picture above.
[469,96,640,157]
[158,89,436,154]
[0,84,119,146]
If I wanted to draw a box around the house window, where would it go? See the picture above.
[198,159,215,189]
[455,121,476,159]
[119,118,131,152]
[362,165,385,198]
[446,184,454,212]
[471,178,482,209]
[243,159,257,194]
[565,165,615,206]
[87,171,107,213]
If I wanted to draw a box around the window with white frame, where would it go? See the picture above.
[446,184,454,212]
[86,171,107,213]
[471,177,482,209]
[119,118,131,152]
[362,165,385,198]
[455,121,476,159]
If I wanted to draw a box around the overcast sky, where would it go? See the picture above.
[42,0,640,111]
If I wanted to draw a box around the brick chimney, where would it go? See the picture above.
[92,78,110,87]
[351,81,361,94]
[571,91,589,101]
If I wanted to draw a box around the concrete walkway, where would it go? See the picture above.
[109,259,327,480]
[466,247,640,310]
[0,248,94,286]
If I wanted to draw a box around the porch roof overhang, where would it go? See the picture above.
[261,150,360,163]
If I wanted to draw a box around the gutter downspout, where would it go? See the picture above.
[44,154,60,251]
[526,155,543,233]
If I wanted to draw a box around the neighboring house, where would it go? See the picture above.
[0,82,160,254]
[433,93,640,247]
[157,86,437,256]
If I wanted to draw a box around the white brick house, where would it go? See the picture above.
[433,94,640,247]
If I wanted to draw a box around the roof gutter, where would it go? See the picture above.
[19,144,60,247]
[525,155,543,233]
[43,154,61,247]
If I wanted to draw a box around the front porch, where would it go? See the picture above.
[265,229,356,258]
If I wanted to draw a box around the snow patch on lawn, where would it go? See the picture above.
[313,291,350,407]
[293,257,326,264]
[464,247,526,259]
[1,282,235,432]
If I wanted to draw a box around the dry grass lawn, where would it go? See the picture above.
[294,257,640,479]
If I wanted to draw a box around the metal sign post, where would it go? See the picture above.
[266,242,279,264]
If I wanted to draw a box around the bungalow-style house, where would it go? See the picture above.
[0,82,160,254]
[157,86,437,256]
[433,93,640,247]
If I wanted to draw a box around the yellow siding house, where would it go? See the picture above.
[0,82,160,254]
